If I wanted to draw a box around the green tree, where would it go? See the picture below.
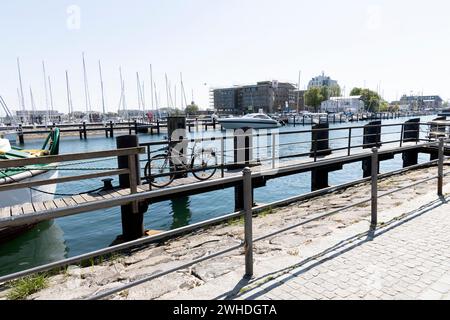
[321,85,341,100]
[304,87,325,112]
[350,87,381,112]
[185,102,199,115]
[378,101,390,112]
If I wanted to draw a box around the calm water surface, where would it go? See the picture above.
[0,116,436,276]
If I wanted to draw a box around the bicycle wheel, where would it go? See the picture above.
[191,148,218,180]
[144,154,175,188]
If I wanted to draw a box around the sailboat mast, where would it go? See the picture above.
[119,67,128,121]
[154,83,159,118]
[29,86,35,123]
[165,73,169,110]
[17,57,25,113]
[42,61,49,125]
[174,84,177,108]
[180,72,187,108]
[65,70,73,122]
[98,60,106,120]
[136,72,141,116]
[82,52,91,121]
[150,64,154,111]
[48,76,54,122]
[296,70,301,113]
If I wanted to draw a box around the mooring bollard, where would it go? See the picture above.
[243,167,253,277]
[438,138,444,196]
[371,147,378,230]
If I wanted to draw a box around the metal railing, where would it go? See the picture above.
[0,137,447,300]
[139,121,437,183]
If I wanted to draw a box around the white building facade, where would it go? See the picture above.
[307,72,338,89]
[320,96,364,113]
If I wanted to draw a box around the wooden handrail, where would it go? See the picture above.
[0,169,129,192]
[0,147,145,168]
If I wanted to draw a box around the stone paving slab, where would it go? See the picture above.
[237,194,450,300]
[160,185,450,300]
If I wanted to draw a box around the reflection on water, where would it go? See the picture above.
[0,220,67,276]
[170,197,192,229]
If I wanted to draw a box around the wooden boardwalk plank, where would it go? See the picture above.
[117,188,131,196]
[43,200,57,210]
[53,198,68,209]
[62,197,77,207]
[10,205,24,216]
[105,189,123,199]
[22,202,35,214]
[32,201,46,212]
[0,207,11,219]
[97,190,113,199]
[72,194,86,204]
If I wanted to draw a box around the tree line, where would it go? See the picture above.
[304,86,392,112]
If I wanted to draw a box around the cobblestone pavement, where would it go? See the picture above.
[239,198,450,300]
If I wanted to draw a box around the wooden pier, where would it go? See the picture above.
[0,118,446,240]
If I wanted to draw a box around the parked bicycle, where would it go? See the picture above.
[144,140,218,188]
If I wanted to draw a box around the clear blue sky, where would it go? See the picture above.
[1,0,449,114]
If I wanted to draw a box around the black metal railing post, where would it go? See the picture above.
[370,147,378,230]
[243,167,253,277]
[438,138,444,196]
[347,127,352,156]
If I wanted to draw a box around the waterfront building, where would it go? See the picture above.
[15,110,61,124]
[320,96,364,113]
[213,81,296,114]
[307,72,338,89]
[399,95,443,110]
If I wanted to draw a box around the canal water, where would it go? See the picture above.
[0,115,437,276]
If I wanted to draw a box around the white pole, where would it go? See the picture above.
[82,52,92,121]
[165,73,169,109]
[48,76,54,122]
[150,64,154,111]
[98,60,106,120]
[65,70,72,122]
[296,70,301,113]
[17,57,26,113]
[42,61,49,126]
[29,86,35,123]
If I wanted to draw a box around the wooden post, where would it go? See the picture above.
[116,135,144,240]
[83,121,87,139]
[402,118,420,168]
[156,119,160,134]
[310,123,331,191]
[134,119,138,134]
[110,121,114,138]
[18,124,24,144]
[167,116,187,178]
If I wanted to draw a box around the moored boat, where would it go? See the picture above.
[0,128,60,242]
[218,113,281,129]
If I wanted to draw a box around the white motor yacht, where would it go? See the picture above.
[218,113,281,129]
